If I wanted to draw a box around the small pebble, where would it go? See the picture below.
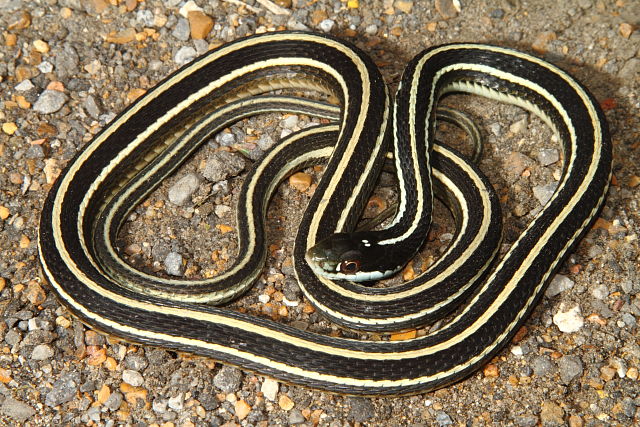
[15,80,35,91]
[281,115,299,129]
[0,397,36,423]
[45,372,81,407]
[234,399,251,420]
[168,173,200,206]
[288,409,306,424]
[540,401,564,426]
[532,356,556,377]
[37,61,53,73]
[104,392,123,411]
[164,252,184,276]
[318,19,335,33]
[213,365,243,393]
[591,284,608,300]
[553,304,584,333]
[202,151,246,182]
[537,148,560,166]
[122,369,144,387]
[557,355,583,384]
[136,9,155,27]
[33,90,68,114]
[435,0,460,19]
[168,393,184,411]
[174,46,197,65]
[172,18,191,41]
[347,397,374,422]
[533,182,559,206]
[545,274,574,298]
[278,394,295,411]
[435,411,454,426]
[31,344,54,360]
[509,116,528,134]
[261,377,279,401]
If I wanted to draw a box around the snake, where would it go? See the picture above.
[38,31,611,395]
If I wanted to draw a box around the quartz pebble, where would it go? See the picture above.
[553,304,584,333]
[261,377,279,401]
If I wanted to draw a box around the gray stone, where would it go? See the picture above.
[202,151,246,183]
[122,369,144,387]
[136,9,155,26]
[531,355,555,377]
[365,24,378,35]
[124,353,148,371]
[37,61,53,73]
[591,284,609,300]
[0,397,36,423]
[172,18,191,41]
[557,355,583,384]
[174,46,197,65]
[618,58,640,80]
[281,115,299,129]
[4,329,21,347]
[15,80,35,91]
[587,245,603,259]
[104,392,123,411]
[215,131,236,146]
[533,182,559,206]
[168,173,200,206]
[347,397,375,422]
[31,344,54,360]
[515,414,538,427]
[537,148,560,166]
[164,252,184,276]
[84,95,101,119]
[545,274,574,298]
[53,44,79,79]
[168,392,184,411]
[435,411,454,426]
[33,90,68,114]
[213,366,243,393]
[45,371,81,407]
[288,409,306,424]
[25,144,45,159]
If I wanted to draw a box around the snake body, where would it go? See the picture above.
[38,32,611,395]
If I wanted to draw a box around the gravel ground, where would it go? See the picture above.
[1,0,640,426]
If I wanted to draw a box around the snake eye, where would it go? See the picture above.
[339,260,361,274]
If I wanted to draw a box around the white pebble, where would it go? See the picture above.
[122,369,144,387]
[553,304,584,333]
[261,378,279,401]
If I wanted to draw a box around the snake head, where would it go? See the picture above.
[305,232,400,282]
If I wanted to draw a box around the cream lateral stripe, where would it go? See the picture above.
[98,103,341,290]
[334,85,390,232]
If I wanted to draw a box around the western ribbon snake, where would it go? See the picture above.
[38,32,611,395]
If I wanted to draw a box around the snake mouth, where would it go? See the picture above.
[305,244,339,274]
